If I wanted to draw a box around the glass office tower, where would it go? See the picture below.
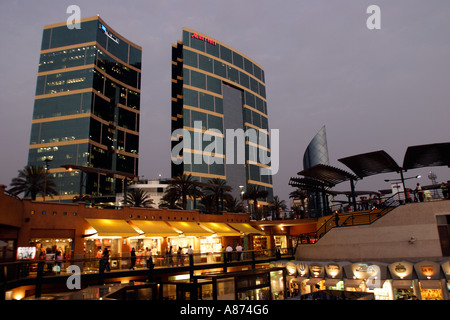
[303,126,330,217]
[171,28,273,208]
[28,16,142,202]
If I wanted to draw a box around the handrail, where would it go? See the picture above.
[294,192,403,249]
[0,248,294,290]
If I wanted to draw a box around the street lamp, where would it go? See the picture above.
[239,185,245,214]
[43,157,53,201]
[384,175,421,183]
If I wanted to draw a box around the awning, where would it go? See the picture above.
[168,221,214,237]
[200,222,242,236]
[344,279,363,288]
[131,220,180,237]
[323,279,341,287]
[228,223,265,235]
[306,278,323,285]
[419,280,442,290]
[85,219,139,237]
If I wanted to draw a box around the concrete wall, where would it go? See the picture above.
[295,200,450,262]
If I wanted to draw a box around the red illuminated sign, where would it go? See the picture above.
[191,32,217,46]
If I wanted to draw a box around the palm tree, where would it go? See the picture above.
[125,188,154,208]
[9,165,57,200]
[224,196,243,213]
[289,188,308,218]
[243,185,269,220]
[159,188,182,209]
[202,178,232,213]
[271,195,287,219]
[165,174,197,210]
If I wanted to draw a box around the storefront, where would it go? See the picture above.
[343,262,391,299]
[194,267,286,300]
[83,219,140,269]
[323,262,344,291]
[389,261,418,300]
[415,261,444,300]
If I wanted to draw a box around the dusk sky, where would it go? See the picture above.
[1,0,449,205]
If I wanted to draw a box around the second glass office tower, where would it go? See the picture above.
[28,16,142,202]
[171,28,273,208]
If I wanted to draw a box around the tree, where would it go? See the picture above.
[289,188,308,218]
[201,178,232,213]
[9,165,57,200]
[224,196,243,213]
[271,195,287,219]
[159,188,182,209]
[243,185,269,220]
[125,188,154,208]
[164,174,197,210]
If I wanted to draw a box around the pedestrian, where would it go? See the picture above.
[447,181,450,199]
[102,247,110,271]
[334,211,340,227]
[168,246,174,267]
[188,245,194,266]
[226,244,233,262]
[441,182,448,199]
[145,247,153,268]
[236,243,243,261]
[176,246,184,266]
[129,247,136,270]
[415,183,424,202]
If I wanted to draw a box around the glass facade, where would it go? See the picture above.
[172,28,273,206]
[28,16,142,201]
[302,126,330,217]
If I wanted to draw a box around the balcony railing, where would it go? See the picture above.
[0,248,294,299]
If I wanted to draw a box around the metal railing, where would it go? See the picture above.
[0,247,294,299]
[294,193,403,248]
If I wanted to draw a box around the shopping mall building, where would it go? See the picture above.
[1,184,449,300]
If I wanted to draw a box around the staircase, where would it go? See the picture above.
[296,193,402,245]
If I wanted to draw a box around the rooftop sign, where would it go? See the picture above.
[191,32,216,46]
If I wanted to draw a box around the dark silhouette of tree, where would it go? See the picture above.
[244,185,269,220]
[201,178,232,213]
[126,188,154,208]
[224,196,243,213]
[9,165,57,200]
[164,174,197,210]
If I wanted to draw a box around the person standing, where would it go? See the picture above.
[415,183,424,202]
[188,245,194,266]
[441,182,448,199]
[226,244,233,262]
[102,247,110,271]
[176,246,184,267]
[129,247,136,270]
[168,246,174,267]
[236,243,243,261]
[145,247,153,269]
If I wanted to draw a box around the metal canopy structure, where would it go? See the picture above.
[403,142,450,171]
[289,177,334,193]
[291,164,360,214]
[338,150,402,179]
[297,164,358,187]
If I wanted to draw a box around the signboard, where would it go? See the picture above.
[16,247,36,260]
[391,183,405,200]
